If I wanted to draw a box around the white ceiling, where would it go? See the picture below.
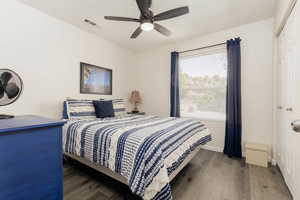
[17,0,276,52]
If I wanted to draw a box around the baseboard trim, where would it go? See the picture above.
[201,145,223,153]
[271,159,277,166]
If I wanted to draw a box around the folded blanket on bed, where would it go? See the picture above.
[63,115,211,200]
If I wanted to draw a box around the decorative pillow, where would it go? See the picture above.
[65,99,97,120]
[112,99,126,117]
[62,101,69,119]
[93,100,115,118]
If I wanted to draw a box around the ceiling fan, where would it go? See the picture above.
[104,0,189,39]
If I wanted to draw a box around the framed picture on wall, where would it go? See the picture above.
[80,62,112,95]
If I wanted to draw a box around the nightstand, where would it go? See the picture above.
[127,112,146,115]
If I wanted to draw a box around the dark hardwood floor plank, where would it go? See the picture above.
[249,165,292,200]
[81,187,109,200]
[64,173,91,195]
[65,179,106,200]
[108,193,124,200]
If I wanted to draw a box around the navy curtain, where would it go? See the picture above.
[170,51,180,117]
[223,38,242,158]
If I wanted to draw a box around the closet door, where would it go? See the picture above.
[290,2,300,199]
[277,20,293,193]
[285,5,295,194]
[277,27,288,173]
[277,1,300,198]
[277,6,294,186]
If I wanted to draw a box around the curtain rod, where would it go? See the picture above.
[179,42,226,54]
[178,38,242,54]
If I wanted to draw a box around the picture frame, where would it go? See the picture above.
[80,62,113,95]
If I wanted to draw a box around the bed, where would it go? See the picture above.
[63,113,211,200]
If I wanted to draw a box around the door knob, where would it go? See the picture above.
[286,107,293,112]
[277,106,283,109]
[291,120,300,133]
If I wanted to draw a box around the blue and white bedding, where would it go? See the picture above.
[63,115,211,200]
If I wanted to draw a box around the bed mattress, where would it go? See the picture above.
[63,115,211,200]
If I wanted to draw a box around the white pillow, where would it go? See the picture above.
[66,99,97,120]
[112,99,126,117]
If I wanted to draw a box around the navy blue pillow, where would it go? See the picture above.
[93,100,115,118]
[62,101,69,119]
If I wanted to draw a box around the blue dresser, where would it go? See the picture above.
[0,115,66,200]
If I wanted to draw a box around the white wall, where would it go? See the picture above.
[0,0,135,119]
[134,19,274,154]
[0,0,275,158]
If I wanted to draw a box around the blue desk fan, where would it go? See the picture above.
[0,69,23,119]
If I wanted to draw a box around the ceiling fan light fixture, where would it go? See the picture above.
[141,22,154,31]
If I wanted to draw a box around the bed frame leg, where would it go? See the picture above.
[63,155,70,165]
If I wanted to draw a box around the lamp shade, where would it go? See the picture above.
[130,90,142,104]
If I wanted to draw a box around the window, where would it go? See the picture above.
[179,48,227,120]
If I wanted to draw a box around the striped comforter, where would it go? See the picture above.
[63,115,211,200]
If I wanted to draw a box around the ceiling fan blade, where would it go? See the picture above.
[131,27,143,39]
[0,72,12,88]
[104,16,140,22]
[136,0,152,17]
[0,82,4,99]
[154,6,189,21]
[154,23,172,36]
[5,83,19,99]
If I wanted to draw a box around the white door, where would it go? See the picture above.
[277,1,300,199]
[277,23,288,174]
[277,12,294,195]
[277,4,294,193]
[290,1,300,199]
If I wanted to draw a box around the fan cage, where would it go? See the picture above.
[0,69,23,106]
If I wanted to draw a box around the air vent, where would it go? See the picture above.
[84,19,97,26]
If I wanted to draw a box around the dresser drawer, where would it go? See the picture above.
[0,116,65,200]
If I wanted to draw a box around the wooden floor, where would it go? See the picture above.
[64,150,292,200]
